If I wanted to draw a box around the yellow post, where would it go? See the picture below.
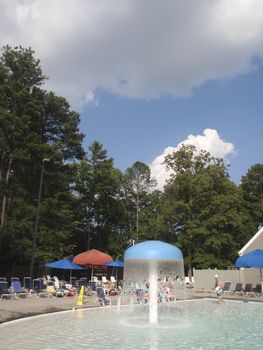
[77,286,85,306]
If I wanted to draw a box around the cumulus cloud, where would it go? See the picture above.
[149,129,235,190]
[1,0,263,108]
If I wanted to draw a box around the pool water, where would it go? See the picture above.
[1,299,262,350]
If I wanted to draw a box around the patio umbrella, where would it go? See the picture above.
[73,249,113,277]
[235,249,263,286]
[45,258,84,280]
[45,258,85,270]
[105,260,124,268]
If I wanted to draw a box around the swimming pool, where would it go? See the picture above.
[1,299,262,349]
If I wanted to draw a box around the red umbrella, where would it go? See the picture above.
[73,249,113,266]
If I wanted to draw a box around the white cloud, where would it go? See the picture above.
[1,0,263,108]
[149,129,235,190]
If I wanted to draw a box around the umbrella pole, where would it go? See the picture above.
[260,269,263,293]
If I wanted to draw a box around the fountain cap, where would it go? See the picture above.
[124,240,183,260]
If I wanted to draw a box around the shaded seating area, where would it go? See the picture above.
[0,250,123,302]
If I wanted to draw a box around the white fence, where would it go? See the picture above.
[193,268,262,290]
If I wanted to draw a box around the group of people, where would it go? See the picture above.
[135,283,176,304]
[159,284,175,302]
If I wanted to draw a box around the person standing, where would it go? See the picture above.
[213,274,224,302]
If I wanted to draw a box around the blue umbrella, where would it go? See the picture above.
[105,260,124,267]
[45,258,84,270]
[236,249,263,285]
[235,249,263,269]
[105,260,124,281]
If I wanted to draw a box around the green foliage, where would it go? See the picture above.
[73,141,123,254]
[121,161,156,242]
[0,46,84,273]
[240,163,263,229]
[162,145,254,274]
[0,45,260,277]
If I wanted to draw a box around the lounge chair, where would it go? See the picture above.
[31,279,47,298]
[0,281,15,299]
[23,277,32,291]
[233,283,244,296]
[52,279,65,297]
[11,280,29,299]
[252,284,262,297]
[95,287,111,306]
[91,276,99,284]
[46,275,52,282]
[70,277,77,287]
[102,276,108,284]
[243,283,254,296]
[11,277,19,282]
[110,276,116,284]
[80,277,88,286]
[89,281,97,294]
[222,281,232,294]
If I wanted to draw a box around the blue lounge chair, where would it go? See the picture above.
[11,280,29,299]
[31,279,47,298]
[0,281,14,299]
[11,277,19,282]
[23,277,32,290]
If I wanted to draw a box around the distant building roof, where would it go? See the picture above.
[238,226,263,256]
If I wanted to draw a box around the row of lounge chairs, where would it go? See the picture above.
[0,277,78,299]
[0,280,29,299]
[216,281,262,297]
[0,278,112,308]
[0,275,122,301]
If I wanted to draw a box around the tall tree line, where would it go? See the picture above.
[0,46,262,276]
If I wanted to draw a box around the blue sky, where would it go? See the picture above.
[1,0,263,188]
[81,58,263,185]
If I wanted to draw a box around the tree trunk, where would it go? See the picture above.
[0,157,12,254]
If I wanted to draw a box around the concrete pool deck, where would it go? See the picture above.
[1,288,262,324]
